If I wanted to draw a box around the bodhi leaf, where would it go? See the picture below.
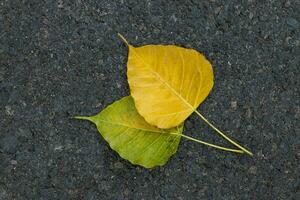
[75,96,244,168]
[118,34,253,156]
[119,35,213,129]
[75,96,183,168]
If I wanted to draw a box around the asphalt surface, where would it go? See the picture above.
[1,0,299,199]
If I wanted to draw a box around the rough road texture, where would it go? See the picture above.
[1,0,299,199]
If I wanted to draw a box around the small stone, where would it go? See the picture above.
[249,12,254,20]
[5,105,14,116]
[116,82,121,88]
[249,166,257,174]
[54,145,63,151]
[99,73,106,80]
[98,59,103,65]
[95,102,103,108]
[10,160,17,165]
[58,0,63,8]
[231,101,237,109]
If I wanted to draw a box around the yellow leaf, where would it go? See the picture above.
[121,35,213,129]
[119,34,253,156]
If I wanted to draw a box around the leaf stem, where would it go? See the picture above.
[169,133,244,154]
[194,110,253,156]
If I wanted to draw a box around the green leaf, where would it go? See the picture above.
[75,96,183,168]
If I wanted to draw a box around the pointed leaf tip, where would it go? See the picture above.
[117,33,130,46]
[74,116,95,123]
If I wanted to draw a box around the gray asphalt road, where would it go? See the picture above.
[1,0,299,199]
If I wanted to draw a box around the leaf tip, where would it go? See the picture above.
[117,33,131,47]
[73,115,95,123]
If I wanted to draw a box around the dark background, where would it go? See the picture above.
[1,0,299,199]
